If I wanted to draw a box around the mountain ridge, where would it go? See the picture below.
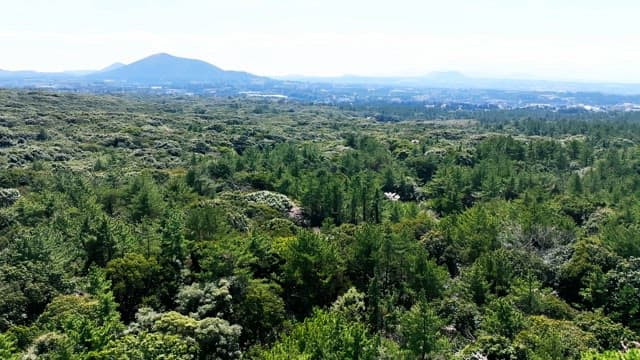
[276,71,640,95]
[90,53,266,85]
[1,53,640,94]
[99,62,126,73]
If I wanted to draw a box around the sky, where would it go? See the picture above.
[1,0,639,82]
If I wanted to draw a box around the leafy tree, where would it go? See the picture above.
[234,279,286,345]
[426,165,474,215]
[132,308,242,360]
[106,253,161,321]
[23,332,75,359]
[347,225,383,290]
[186,203,229,242]
[481,298,526,340]
[176,279,234,320]
[464,264,490,306]
[331,287,367,323]
[508,278,575,320]
[575,311,635,351]
[582,349,640,360]
[558,237,619,304]
[0,232,68,331]
[260,309,379,360]
[408,248,448,301]
[513,315,598,360]
[0,333,18,360]
[158,209,188,307]
[437,292,480,340]
[406,154,439,184]
[601,222,640,258]
[95,332,198,360]
[81,216,118,270]
[398,301,449,360]
[483,251,516,297]
[446,204,501,265]
[603,258,640,330]
[35,268,123,355]
[129,174,166,223]
[281,231,345,316]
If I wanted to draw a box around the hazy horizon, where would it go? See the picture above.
[2,0,640,83]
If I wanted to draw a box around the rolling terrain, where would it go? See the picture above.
[0,89,639,358]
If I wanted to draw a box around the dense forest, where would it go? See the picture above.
[1,89,640,359]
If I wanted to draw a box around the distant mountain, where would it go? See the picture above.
[277,71,640,95]
[90,53,266,85]
[99,62,126,73]
[0,68,89,78]
[3,53,640,96]
[62,70,95,76]
[276,71,471,88]
[0,69,42,78]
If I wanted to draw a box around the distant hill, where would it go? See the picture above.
[99,62,126,73]
[276,71,469,86]
[277,71,640,95]
[2,53,640,95]
[90,53,266,85]
[0,69,42,78]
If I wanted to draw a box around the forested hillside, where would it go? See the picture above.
[1,89,640,359]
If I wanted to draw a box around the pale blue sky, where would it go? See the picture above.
[1,0,639,82]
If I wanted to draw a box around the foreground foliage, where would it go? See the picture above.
[1,89,640,358]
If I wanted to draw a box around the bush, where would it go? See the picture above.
[244,191,293,214]
[0,188,20,207]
